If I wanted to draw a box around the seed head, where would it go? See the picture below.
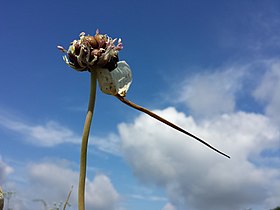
[58,30,123,72]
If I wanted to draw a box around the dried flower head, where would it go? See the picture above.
[58,29,123,72]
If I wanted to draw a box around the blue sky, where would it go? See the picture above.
[1,0,280,210]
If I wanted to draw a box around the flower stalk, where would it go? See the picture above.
[78,71,97,210]
[58,30,122,210]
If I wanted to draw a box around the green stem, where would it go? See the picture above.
[78,71,97,210]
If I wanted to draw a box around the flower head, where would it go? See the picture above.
[58,29,123,72]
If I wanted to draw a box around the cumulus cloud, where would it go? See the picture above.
[128,193,167,202]
[26,161,78,204]
[93,133,122,156]
[115,59,280,210]
[253,60,280,125]
[162,203,176,210]
[176,66,245,118]
[175,59,280,123]
[86,174,119,210]
[5,160,120,210]
[118,106,279,209]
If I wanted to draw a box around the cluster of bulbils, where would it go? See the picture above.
[58,29,123,72]
[58,30,132,97]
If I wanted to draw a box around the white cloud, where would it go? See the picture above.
[175,59,280,125]
[0,113,80,147]
[86,174,119,210]
[93,133,122,156]
[0,111,122,155]
[118,107,280,210]
[27,161,78,203]
[176,66,245,118]
[4,160,121,210]
[162,203,176,210]
[0,156,13,183]
[129,194,166,202]
[253,60,280,125]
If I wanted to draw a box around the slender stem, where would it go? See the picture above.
[78,71,97,210]
[63,185,73,210]
[116,94,230,159]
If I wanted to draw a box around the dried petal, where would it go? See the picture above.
[97,61,132,96]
